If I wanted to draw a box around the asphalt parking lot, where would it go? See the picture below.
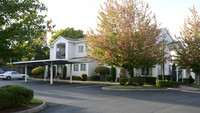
[0,79,200,113]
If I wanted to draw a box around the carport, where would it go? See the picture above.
[13,59,88,84]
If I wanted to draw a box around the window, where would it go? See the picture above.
[85,45,88,52]
[73,64,79,71]
[81,64,86,71]
[142,68,149,75]
[78,46,84,53]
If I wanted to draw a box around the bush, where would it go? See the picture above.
[135,77,156,85]
[158,75,171,81]
[189,76,195,84]
[106,76,112,81]
[129,78,145,86]
[72,76,82,80]
[0,88,11,109]
[95,66,109,75]
[62,66,67,79]
[119,78,129,85]
[111,66,116,82]
[31,66,44,75]
[183,78,189,84]
[80,74,87,81]
[0,85,34,108]
[91,75,101,81]
[156,80,181,88]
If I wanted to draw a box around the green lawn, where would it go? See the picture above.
[105,85,162,89]
[86,80,113,83]
[191,84,200,88]
[29,98,43,104]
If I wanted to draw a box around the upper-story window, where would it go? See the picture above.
[78,46,84,53]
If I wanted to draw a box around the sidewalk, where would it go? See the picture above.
[29,78,119,85]
[169,85,200,93]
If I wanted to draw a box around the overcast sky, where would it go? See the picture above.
[40,0,200,39]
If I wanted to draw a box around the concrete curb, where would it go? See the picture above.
[15,101,46,113]
[102,86,200,93]
[102,87,170,91]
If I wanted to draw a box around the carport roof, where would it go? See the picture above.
[13,58,89,66]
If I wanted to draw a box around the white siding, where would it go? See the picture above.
[50,47,54,60]
[75,43,87,57]
[68,42,75,59]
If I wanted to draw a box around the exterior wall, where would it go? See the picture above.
[68,42,75,59]
[75,42,87,58]
[52,37,68,60]
[71,63,89,76]
[88,62,99,77]
[50,47,54,59]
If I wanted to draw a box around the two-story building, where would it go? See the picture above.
[49,28,190,80]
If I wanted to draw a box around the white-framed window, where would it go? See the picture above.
[81,64,86,71]
[142,68,149,75]
[78,46,84,53]
[73,64,79,71]
[85,45,88,52]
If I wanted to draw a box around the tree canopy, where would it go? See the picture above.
[86,0,163,75]
[0,0,47,62]
[49,27,84,44]
[176,6,200,82]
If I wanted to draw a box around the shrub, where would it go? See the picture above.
[72,76,82,80]
[156,80,181,88]
[1,85,34,108]
[111,66,116,82]
[31,66,44,75]
[119,78,129,85]
[53,66,56,78]
[183,78,189,84]
[80,74,87,81]
[158,75,171,81]
[189,76,195,84]
[0,88,11,109]
[129,78,145,86]
[62,66,67,79]
[95,66,109,75]
[91,75,101,81]
[135,77,156,85]
[106,76,112,81]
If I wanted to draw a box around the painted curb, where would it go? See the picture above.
[15,101,46,113]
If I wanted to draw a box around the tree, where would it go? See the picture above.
[13,38,50,61]
[0,0,47,62]
[49,27,84,44]
[86,0,163,77]
[176,6,200,84]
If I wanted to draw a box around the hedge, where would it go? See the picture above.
[179,76,195,84]
[111,66,116,82]
[0,85,34,109]
[119,78,145,86]
[62,66,67,79]
[106,76,112,81]
[80,74,87,81]
[119,78,128,85]
[156,80,181,88]
[158,75,171,81]
[135,77,156,84]
[91,75,101,81]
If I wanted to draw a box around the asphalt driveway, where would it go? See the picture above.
[0,79,200,113]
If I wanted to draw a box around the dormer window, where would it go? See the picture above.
[78,46,84,53]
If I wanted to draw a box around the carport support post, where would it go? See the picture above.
[50,62,53,84]
[44,65,48,81]
[25,64,27,82]
[70,64,72,83]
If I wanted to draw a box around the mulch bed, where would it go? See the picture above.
[0,103,41,113]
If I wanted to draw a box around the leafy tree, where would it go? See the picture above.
[49,27,84,44]
[0,0,48,62]
[176,6,200,84]
[86,0,163,77]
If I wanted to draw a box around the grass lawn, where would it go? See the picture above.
[190,84,200,88]
[105,85,162,89]
[86,80,113,83]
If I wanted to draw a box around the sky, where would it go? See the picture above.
[40,0,200,39]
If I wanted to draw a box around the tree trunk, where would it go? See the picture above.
[195,73,200,84]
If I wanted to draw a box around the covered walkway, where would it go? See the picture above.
[13,59,88,84]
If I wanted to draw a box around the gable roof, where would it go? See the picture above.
[51,36,86,45]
